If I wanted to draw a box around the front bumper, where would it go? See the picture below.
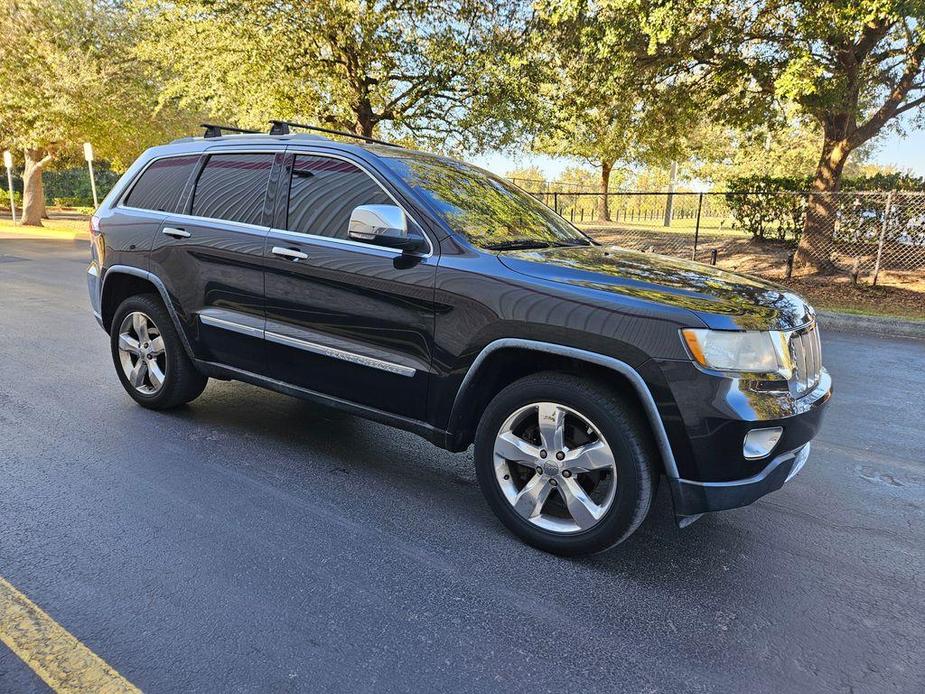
[644,358,831,518]
[669,443,811,516]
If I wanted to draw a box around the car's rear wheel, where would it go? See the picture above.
[110,294,207,409]
[474,372,658,555]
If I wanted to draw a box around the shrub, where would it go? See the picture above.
[725,176,810,241]
[841,172,925,192]
[0,188,23,208]
[53,196,85,207]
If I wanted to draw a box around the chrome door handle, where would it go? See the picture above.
[162,227,190,239]
[271,246,308,261]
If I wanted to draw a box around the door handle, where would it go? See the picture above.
[162,227,190,239]
[271,246,308,261]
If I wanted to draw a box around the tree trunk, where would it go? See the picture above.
[354,98,375,138]
[796,133,851,273]
[21,148,50,227]
[596,162,612,222]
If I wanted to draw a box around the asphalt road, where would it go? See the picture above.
[1,238,923,693]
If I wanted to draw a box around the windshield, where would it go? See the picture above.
[378,150,591,249]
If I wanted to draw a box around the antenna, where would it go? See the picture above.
[268,120,402,148]
[200,123,260,138]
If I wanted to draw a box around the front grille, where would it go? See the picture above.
[790,323,822,395]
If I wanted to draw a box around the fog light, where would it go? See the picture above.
[743,427,783,460]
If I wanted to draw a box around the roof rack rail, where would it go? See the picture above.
[268,120,402,148]
[200,123,261,138]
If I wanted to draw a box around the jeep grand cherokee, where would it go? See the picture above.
[87,125,831,555]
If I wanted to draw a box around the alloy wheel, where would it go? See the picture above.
[117,312,167,395]
[493,402,618,533]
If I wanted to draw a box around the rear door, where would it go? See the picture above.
[149,149,282,373]
[107,153,203,272]
[262,151,438,420]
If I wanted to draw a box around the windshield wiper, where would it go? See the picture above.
[481,239,553,251]
[552,239,592,247]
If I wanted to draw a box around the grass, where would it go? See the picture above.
[573,217,799,241]
[0,216,89,239]
[814,305,925,322]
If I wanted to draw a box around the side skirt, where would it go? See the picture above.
[193,359,451,449]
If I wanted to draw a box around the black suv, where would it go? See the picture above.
[87,127,831,555]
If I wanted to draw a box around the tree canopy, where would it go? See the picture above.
[5,0,925,243]
[132,0,530,148]
[632,0,925,266]
[0,0,193,224]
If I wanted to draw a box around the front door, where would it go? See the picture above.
[263,152,437,421]
[149,150,280,373]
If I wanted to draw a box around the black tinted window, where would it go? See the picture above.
[124,155,199,212]
[287,155,391,238]
[191,153,274,225]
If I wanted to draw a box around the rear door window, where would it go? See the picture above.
[286,155,391,239]
[191,153,275,225]
[124,155,199,212]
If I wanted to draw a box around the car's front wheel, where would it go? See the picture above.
[110,294,207,409]
[474,372,658,555]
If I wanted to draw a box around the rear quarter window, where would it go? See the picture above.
[123,155,200,212]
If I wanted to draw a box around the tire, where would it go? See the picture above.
[110,294,208,410]
[474,372,658,556]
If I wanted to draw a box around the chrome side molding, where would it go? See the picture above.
[199,314,264,339]
[264,331,415,377]
[198,313,416,377]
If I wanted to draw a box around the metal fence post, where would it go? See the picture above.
[553,192,558,215]
[872,190,893,286]
[663,161,677,227]
[691,192,703,261]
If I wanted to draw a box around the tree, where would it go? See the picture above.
[694,119,826,184]
[527,1,714,221]
[132,0,528,148]
[558,166,608,191]
[0,0,192,225]
[643,0,925,269]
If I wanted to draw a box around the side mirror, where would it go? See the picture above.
[348,204,427,253]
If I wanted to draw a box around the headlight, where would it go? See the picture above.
[681,328,791,375]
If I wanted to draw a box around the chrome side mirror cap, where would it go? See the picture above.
[348,204,427,253]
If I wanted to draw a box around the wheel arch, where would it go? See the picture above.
[100,265,195,359]
[445,339,680,480]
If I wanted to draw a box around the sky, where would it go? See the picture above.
[467,127,925,183]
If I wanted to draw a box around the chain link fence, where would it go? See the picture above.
[522,188,925,291]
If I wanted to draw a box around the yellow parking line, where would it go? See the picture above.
[0,576,140,693]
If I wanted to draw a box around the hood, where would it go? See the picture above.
[497,245,814,331]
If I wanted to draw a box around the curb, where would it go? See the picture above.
[816,309,925,340]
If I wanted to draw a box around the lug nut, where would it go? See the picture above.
[549,479,558,486]
[535,466,543,475]
[556,451,565,461]
[562,470,572,478]
[539,450,547,459]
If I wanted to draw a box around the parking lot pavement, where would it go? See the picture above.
[1,238,923,693]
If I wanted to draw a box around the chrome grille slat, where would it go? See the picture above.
[809,329,819,382]
[802,333,814,388]
[790,323,821,395]
[798,333,808,389]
